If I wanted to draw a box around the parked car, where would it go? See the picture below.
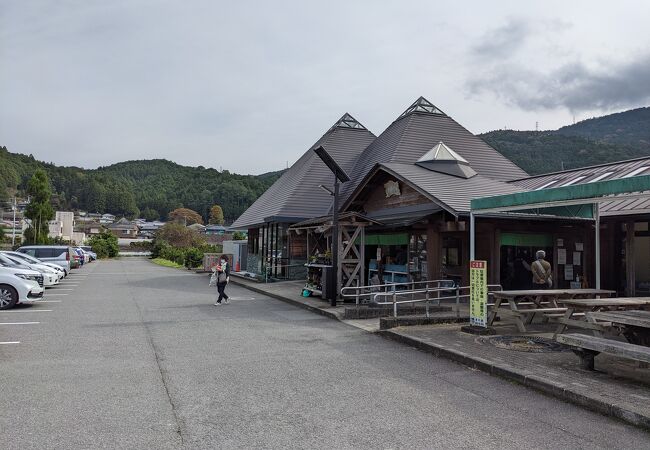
[79,246,97,261]
[72,248,84,267]
[17,245,73,274]
[2,251,67,278]
[0,266,44,309]
[0,253,59,287]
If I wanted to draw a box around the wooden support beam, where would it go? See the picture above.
[625,221,635,295]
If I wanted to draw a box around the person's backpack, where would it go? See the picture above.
[533,260,552,287]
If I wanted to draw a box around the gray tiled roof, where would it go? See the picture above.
[230,114,376,229]
[340,98,528,207]
[377,163,525,214]
[510,156,650,216]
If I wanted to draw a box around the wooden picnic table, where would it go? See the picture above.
[586,309,650,346]
[553,297,650,337]
[487,289,616,333]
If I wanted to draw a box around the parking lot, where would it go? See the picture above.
[1,258,648,449]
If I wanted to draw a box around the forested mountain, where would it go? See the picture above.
[0,147,283,222]
[480,107,650,175]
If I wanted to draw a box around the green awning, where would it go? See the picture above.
[500,233,553,247]
[361,233,409,245]
[471,175,650,213]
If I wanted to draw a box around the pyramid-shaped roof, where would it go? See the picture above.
[341,96,528,209]
[328,113,367,131]
[231,114,375,229]
[398,96,445,119]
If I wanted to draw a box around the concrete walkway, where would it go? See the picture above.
[231,274,650,430]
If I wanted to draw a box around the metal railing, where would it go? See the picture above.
[371,284,503,318]
[341,279,455,306]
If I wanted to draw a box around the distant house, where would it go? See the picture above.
[106,218,138,238]
[100,213,116,225]
[205,224,227,235]
[138,221,165,237]
[188,223,206,233]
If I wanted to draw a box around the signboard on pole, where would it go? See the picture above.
[469,260,487,327]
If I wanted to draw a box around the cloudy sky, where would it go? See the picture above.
[2,1,649,174]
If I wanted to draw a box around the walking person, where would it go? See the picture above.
[214,255,231,305]
[531,250,553,289]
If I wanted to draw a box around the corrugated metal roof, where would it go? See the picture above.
[230,114,376,229]
[511,156,650,216]
[340,98,528,207]
[366,163,526,215]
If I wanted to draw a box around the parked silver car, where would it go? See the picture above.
[17,245,73,275]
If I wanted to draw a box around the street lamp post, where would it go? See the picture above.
[313,146,350,307]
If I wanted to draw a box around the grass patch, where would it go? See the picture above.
[151,258,185,269]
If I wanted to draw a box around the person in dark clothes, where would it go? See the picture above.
[214,255,231,306]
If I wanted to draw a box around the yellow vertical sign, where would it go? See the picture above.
[470,260,487,327]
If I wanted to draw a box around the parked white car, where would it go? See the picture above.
[3,251,67,279]
[0,267,45,310]
[0,253,60,287]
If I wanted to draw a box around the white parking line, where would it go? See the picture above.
[50,288,74,291]
[0,341,20,345]
[39,300,62,303]
[0,322,40,325]
[0,310,53,313]
[46,294,68,297]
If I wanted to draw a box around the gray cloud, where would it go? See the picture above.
[467,55,650,112]
[471,18,532,59]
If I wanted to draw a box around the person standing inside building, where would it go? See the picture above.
[214,255,231,305]
[531,250,553,289]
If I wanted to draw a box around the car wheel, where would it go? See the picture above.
[0,285,18,310]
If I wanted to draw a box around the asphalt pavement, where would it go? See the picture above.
[1,258,648,449]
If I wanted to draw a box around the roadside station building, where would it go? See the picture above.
[232,97,650,297]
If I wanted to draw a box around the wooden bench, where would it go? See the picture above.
[556,333,650,370]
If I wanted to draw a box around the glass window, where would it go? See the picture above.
[587,172,614,183]
[442,237,461,267]
[622,166,648,178]
[560,176,587,187]
[536,180,558,190]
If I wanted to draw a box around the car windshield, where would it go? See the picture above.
[8,252,40,264]
[0,254,21,267]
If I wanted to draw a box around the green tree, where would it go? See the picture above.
[141,207,159,221]
[88,231,119,258]
[232,231,247,240]
[209,205,225,225]
[24,169,54,244]
[0,225,5,242]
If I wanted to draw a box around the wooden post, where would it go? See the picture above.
[492,228,501,285]
[427,223,441,281]
[626,221,636,296]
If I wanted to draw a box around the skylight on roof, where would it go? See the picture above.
[560,176,587,187]
[415,141,476,179]
[330,113,367,131]
[587,172,614,183]
[417,141,468,164]
[536,180,559,190]
[622,166,649,178]
[398,97,445,119]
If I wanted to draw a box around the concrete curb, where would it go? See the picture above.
[230,278,342,321]
[380,329,650,431]
[233,279,649,430]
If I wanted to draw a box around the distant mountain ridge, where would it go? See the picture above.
[480,107,650,175]
[0,148,284,222]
